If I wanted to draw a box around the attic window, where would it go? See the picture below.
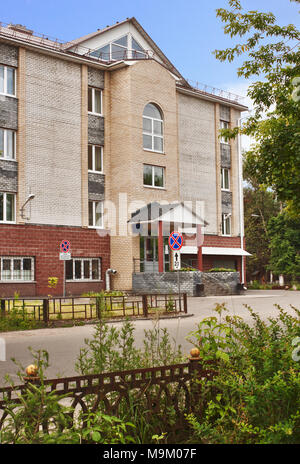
[89,34,146,61]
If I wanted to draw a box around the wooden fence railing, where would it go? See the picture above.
[0,293,187,323]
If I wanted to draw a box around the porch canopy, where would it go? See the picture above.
[128,202,208,272]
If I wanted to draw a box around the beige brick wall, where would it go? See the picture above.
[16,47,26,224]
[177,93,217,234]
[107,60,179,289]
[230,108,241,236]
[24,50,82,225]
[81,64,88,227]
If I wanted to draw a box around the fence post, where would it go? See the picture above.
[142,294,148,318]
[183,293,188,314]
[0,299,5,317]
[42,298,49,325]
[189,348,201,413]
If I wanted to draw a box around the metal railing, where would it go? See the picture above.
[0,293,187,323]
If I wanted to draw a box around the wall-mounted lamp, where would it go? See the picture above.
[20,193,35,220]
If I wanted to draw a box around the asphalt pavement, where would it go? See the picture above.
[0,290,299,385]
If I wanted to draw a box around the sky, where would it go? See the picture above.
[1,0,299,108]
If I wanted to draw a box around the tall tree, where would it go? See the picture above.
[215,0,300,215]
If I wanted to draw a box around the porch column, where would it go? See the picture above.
[197,224,203,271]
[158,220,164,273]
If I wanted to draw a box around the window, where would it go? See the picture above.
[0,129,16,160]
[0,192,16,223]
[88,87,102,115]
[222,213,231,236]
[220,120,229,144]
[88,145,103,172]
[88,200,104,228]
[0,65,16,96]
[221,168,230,190]
[0,257,34,281]
[143,164,165,188]
[89,34,146,61]
[143,103,164,153]
[65,258,101,281]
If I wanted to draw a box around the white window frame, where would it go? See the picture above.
[0,128,16,161]
[88,200,104,229]
[221,168,230,191]
[0,65,17,97]
[143,164,165,189]
[88,145,103,173]
[0,192,16,223]
[0,256,34,282]
[88,87,103,116]
[66,257,101,282]
[220,120,230,144]
[221,213,231,236]
[143,114,164,154]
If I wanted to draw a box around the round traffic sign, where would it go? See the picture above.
[168,232,183,251]
[60,240,70,253]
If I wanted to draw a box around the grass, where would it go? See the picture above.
[2,298,177,322]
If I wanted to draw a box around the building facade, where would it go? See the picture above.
[0,19,249,297]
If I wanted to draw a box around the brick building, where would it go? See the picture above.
[0,18,249,297]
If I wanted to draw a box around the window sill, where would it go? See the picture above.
[88,169,104,175]
[0,221,16,224]
[221,234,231,237]
[0,92,17,99]
[0,157,17,162]
[143,185,166,190]
[66,280,103,283]
[221,188,231,192]
[143,149,165,155]
[0,281,36,284]
[88,111,103,117]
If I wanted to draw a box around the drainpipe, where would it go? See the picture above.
[237,117,245,285]
[105,269,117,291]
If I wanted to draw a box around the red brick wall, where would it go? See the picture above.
[0,224,110,297]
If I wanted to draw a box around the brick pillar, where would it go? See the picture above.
[197,225,203,271]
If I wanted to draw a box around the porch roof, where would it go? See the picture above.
[128,202,208,226]
[181,246,251,256]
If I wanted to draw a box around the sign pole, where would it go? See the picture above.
[169,232,183,309]
[63,261,66,298]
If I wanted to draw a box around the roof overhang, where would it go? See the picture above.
[128,202,208,226]
[181,246,251,256]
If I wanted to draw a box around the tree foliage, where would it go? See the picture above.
[215,0,300,214]
[268,211,300,278]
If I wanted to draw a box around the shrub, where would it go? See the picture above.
[207,268,236,273]
[185,303,300,444]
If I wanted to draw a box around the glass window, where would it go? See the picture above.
[143,165,165,188]
[0,129,3,157]
[221,168,230,190]
[111,44,127,60]
[114,35,128,47]
[88,88,102,115]
[0,66,4,93]
[154,166,164,187]
[89,201,104,228]
[222,213,231,236]
[2,259,11,280]
[0,192,15,223]
[90,44,110,59]
[92,259,99,279]
[6,194,15,222]
[132,38,144,53]
[13,259,21,280]
[88,145,103,172]
[220,120,229,144]
[88,145,93,170]
[0,257,34,281]
[84,260,90,279]
[23,258,32,280]
[143,104,164,152]
[7,68,15,95]
[65,258,101,281]
[75,260,81,279]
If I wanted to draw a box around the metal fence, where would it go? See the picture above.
[0,356,216,434]
[0,293,187,323]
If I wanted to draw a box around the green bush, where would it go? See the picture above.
[0,301,42,332]
[185,303,300,444]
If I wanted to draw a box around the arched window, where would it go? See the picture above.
[143,103,164,153]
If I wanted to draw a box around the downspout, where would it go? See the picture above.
[105,269,117,291]
[237,118,245,284]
